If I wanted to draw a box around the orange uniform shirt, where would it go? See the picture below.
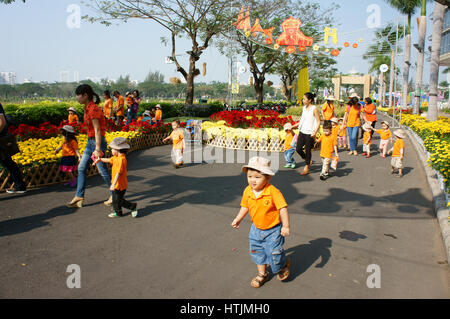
[392,139,405,157]
[103,99,113,118]
[108,153,128,191]
[347,106,361,128]
[61,140,78,157]
[322,103,335,121]
[240,184,288,230]
[317,133,337,159]
[284,131,295,151]
[170,129,184,149]
[68,113,79,124]
[376,129,392,140]
[116,96,125,117]
[339,125,347,137]
[332,126,339,141]
[155,109,162,121]
[84,102,106,138]
[363,131,372,144]
[364,103,377,122]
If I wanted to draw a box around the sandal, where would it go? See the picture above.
[251,272,269,288]
[277,259,291,281]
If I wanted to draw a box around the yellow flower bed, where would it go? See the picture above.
[12,131,141,167]
[400,114,450,192]
[201,121,324,141]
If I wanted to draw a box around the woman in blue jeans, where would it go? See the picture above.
[342,97,363,155]
[67,85,112,208]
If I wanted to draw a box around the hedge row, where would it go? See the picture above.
[3,100,224,126]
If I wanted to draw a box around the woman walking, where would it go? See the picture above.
[292,93,320,176]
[342,97,363,156]
[67,84,112,208]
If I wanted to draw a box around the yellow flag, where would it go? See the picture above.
[297,67,310,104]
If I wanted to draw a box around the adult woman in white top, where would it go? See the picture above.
[292,92,321,175]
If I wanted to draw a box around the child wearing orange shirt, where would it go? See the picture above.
[55,125,81,187]
[163,120,185,168]
[388,130,406,178]
[375,121,393,158]
[361,123,373,158]
[337,118,347,149]
[232,156,291,288]
[67,107,79,124]
[317,121,338,180]
[155,104,162,123]
[283,123,296,169]
[94,137,138,218]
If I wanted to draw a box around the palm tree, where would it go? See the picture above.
[414,0,429,114]
[428,1,446,121]
[384,0,425,112]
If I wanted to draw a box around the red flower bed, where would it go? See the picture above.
[210,110,294,129]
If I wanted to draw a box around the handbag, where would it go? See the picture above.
[0,134,20,160]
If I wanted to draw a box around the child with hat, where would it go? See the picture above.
[388,129,406,177]
[155,104,162,123]
[374,121,393,158]
[55,125,81,187]
[316,121,339,180]
[231,156,291,288]
[163,119,185,168]
[361,123,373,158]
[67,107,79,124]
[330,117,339,144]
[283,123,296,169]
[94,137,138,218]
[337,118,347,149]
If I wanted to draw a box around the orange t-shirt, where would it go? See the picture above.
[376,129,392,140]
[61,140,78,157]
[339,125,347,137]
[170,129,184,149]
[116,96,125,117]
[84,102,106,138]
[240,184,288,230]
[392,139,405,157]
[332,126,339,141]
[364,104,377,122]
[137,116,143,122]
[322,103,335,121]
[284,131,295,151]
[318,133,337,159]
[347,106,361,127]
[68,113,78,124]
[103,99,113,118]
[155,109,162,121]
[108,153,128,191]
[363,131,372,144]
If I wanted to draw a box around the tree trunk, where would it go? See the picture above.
[428,1,445,122]
[402,23,411,109]
[185,55,197,105]
[254,77,264,104]
[389,49,395,108]
[414,12,427,114]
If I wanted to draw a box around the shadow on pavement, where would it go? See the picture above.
[0,205,78,237]
[284,238,333,282]
[339,230,367,241]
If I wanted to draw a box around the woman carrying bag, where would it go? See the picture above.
[0,103,26,194]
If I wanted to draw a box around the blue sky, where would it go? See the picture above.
[0,0,442,86]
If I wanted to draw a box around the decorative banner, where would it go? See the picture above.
[324,27,338,45]
[275,16,314,53]
[235,6,251,30]
[297,67,310,104]
[232,82,239,94]
[202,62,207,76]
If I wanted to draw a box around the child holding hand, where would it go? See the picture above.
[337,118,347,149]
[232,156,291,288]
[361,123,373,158]
[316,121,338,180]
[375,121,393,158]
[163,120,185,168]
[94,137,138,218]
[55,125,81,187]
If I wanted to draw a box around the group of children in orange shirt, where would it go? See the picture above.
[283,117,406,179]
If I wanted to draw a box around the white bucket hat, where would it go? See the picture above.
[394,129,406,139]
[143,110,151,116]
[362,123,372,131]
[109,137,130,150]
[330,117,339,124]
[380,121,390,127]
[326,96,335,101]
[283,123,293,131]
[60,125,75,133]
[67,107,77,113]
[242,156,275,176]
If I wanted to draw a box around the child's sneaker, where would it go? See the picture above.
[284,164,291,168]
[131,203,138,218]
[290,163,296,169]
[361,152,367,156]
[108,212,123,218]
[320,174,326,181]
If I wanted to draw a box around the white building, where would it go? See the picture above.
[0,72,17,85]
[60,71,70,83]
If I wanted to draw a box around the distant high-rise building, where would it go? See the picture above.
[0,72,17,85]
[440,7,450,66]
[60,71,70,83]
[73,71,79,83]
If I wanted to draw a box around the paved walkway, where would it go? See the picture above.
[0,119,449,298]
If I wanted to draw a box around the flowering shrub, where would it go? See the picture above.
[210,110,293,129]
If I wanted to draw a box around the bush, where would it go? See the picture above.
[286,106,303,117]
[138,102,183,119]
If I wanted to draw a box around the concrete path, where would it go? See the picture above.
[0,120,449,298]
